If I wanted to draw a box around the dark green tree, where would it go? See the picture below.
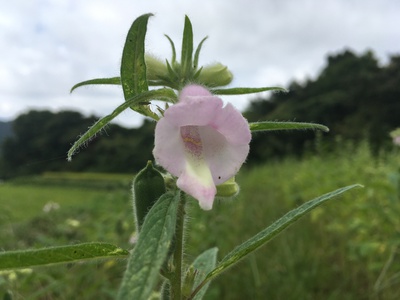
[244,49,400,163]
[0,110,156,178]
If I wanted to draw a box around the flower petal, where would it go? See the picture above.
[177,154,216,210]
[153,117,185,176]
[180,84,212,98]
[198,125,249,184]
[211,102,252,145]
[165,96,222,127]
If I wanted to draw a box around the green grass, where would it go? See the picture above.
[1,143,400,299]
[0,175,136,299]
[1,185,112,222]
[10,172,133,190]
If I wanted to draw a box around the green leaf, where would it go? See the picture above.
[181,15,194,79]
[0,243,128,270]
[118,191,180,300]
[164,35,177,64]
[193,36,208,70]
[212,86,286,95]
[70,77,121,93]
[121,13,152,101]
[201,184,363,285]
[67,88,177,161]
[191,248,218,300]
[250,121,329,133]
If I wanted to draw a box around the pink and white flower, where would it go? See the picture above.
[153,85,251,210]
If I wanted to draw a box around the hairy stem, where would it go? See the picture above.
[170,192,186,300]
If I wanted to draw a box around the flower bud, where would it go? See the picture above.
[197,63,233,87]
[145,55,169,81]
[216,177,240,198]
[132,161,166,230]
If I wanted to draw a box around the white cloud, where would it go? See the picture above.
[0,0,399,127]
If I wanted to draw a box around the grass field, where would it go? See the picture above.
[1,142,400,299]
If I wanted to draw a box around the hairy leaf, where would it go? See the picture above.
[0,243,128,270]
[117,192,179,300]
[250,121,329,133]
[70,77,121,93]
[67,88,177,161]
[212,86,286,95]
[121,13,152,100]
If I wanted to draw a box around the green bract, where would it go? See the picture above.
[216,177,240,198]
[139,16,234,90]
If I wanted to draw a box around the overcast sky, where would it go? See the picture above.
[1,0,399,127]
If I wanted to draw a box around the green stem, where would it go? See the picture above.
[170,192,186,300]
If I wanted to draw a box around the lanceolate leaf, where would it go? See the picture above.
[121,13,152,100]
[250,121,329,133]
[212,86,286,95]
[0,243,128,270]
[199,184,362,286]
[181,15,194,80]
[67,88,177,161]
[165,34,177,64]
[193,37,208,70]
[70,77,121,93]
[117,192,180,300]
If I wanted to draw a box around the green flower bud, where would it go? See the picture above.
[163,173,177,190]
[216,177,240,198]
[145,55,169,81]
[197,63,233,87]
[132,161,166,230]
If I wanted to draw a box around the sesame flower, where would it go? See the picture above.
[153,84,251,210]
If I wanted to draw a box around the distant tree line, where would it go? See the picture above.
[0,49,399,178]
[0,121,12,145]
[0,110,155,178]
[244,49,400,162]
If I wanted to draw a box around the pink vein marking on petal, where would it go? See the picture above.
[181,125,203,157]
